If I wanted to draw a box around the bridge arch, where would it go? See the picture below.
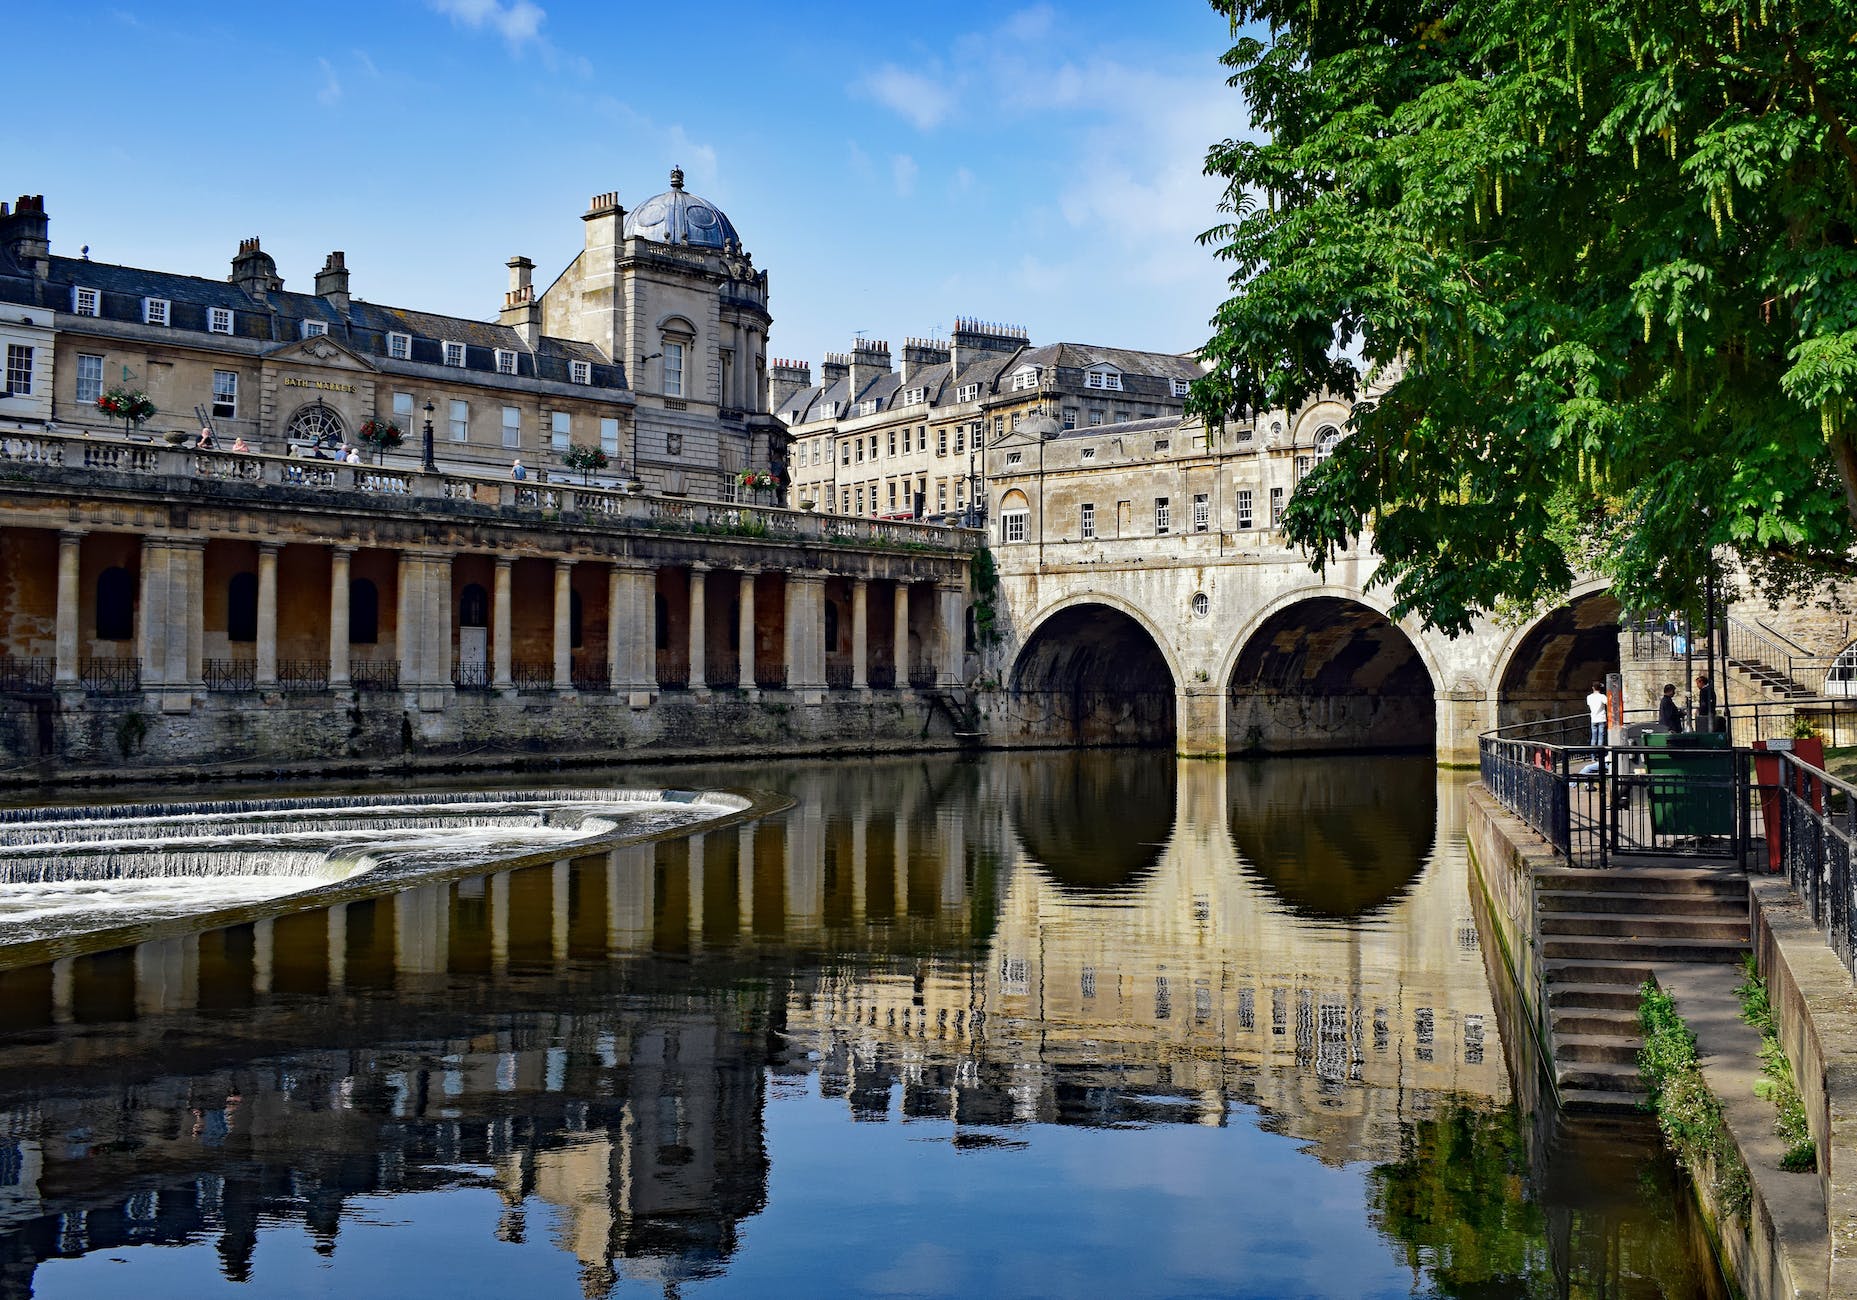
[1489,582,1622,728]
[1221,587,1440,754]
[1006,593,1180,748]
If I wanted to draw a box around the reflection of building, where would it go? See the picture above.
[0,179,780,500]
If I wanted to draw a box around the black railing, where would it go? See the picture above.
[453,659,491,690]
[1777,753,1856,975]
[204,658,256,692]
[825,662,854,689]
[907,666,936,690]
[868,664,896,690]
[571,660,610,692]
[80,657,140,694]
[0,656,53,695]
[659,672,690,690]
[754,667,785,690]
[277,659,329,692]
[511,660,554,691]
[350,659,399,691]
[1478,734,1575,860]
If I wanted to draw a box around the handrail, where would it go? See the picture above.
[1752,616,1815,658]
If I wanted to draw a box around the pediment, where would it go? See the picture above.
[265,334,379,373]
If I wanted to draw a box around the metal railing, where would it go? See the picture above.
[511,660,554,691]
[754,667,786,690]
[868,664,896,690]
[571,660,609,692]
[825,662,854,689]
[453,660,491,690]
[80,657,140,694]
[1631,614,1839,699]
[1776,752,1856,975]
[203,658,256,692]
[907,666,937,690]
[276,659,329,692]
[0,656,53,695]
[350,659,399,691]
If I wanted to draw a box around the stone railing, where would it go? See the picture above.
[0,429,979,554]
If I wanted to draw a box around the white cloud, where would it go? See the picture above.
[851,65,957,131]
[427,0,546,45]
[667,125,719,192]
[316,58,342,107]
[891,154,919,198]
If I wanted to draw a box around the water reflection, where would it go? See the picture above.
[0,754,1719,1298]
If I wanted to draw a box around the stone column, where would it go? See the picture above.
[851,578,869,690]
[893,581,912,689]
[493,556,514,690]
[737,571,757,690]
[783,571,826,695]
[688,565,708,691]
[255,543,280,688]
[612,562,656,704]
[140,539,205,711]
[1175,687,1230,759]
[397,550,452,708]
[328,546,353,687]
[53,530,81,686]
[937,580,966,688]
[553,558,574,691]
[137,538,171,690]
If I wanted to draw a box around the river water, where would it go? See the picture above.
[0,753,1724,1299]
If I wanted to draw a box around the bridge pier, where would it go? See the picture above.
[1436,689,1493,768]
[1175,686,1227,759]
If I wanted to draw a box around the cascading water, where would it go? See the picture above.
[0,787,743,947]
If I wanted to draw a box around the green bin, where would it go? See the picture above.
[1642,731,1734,837]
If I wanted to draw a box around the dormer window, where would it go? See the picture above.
[443,340,466,368]
[1171,378,1191,398]
[858,398,880,416]
[1084,367,1122,391]
[72,287,100,317]
[819,401,840,420]
[495,349,517,375]
[570,359,591,385]
[142,298,169,327]
[302,320,327,339]
[387,331,411,360]
[902,387,926,406]
[208,307,234,335]
[1010,366,1039,392]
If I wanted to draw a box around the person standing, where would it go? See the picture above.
[1658,683,1684,732]
[1695,674,1717,732]
[511,458,527,481]
[1586,681,1608,747]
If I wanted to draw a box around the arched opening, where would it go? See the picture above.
[95,567,134,641]
[287,402,346,449]
[1009,751,1175,892]
[349,579,379,644]
[1227,756,1435,920]
[458,584,488,628]
[1496,592,1623,727]
[226,572,258,643]
[1228,597,1434,753]
[1008,603,1176,748]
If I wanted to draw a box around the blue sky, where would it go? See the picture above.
[17,1,1244,370]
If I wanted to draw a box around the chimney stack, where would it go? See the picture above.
[900,336,950,386]
[0,196,50,280]
[582,190,625,253]
[848,338,891,403]
[950,317,1029,382]
[230,237,282,295]
[314,251,350,311]
[768,358,812,414]
[500,255,540,345]
[820,352,851,390]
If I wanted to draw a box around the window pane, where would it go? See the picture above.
[449,399,470,442]
[502,406,521,449]
[76,354,104,404]
[600,417,620,456]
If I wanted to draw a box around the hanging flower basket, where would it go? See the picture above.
[97,386,157,432]
[736,469,779,494]
[561,441,611,485]
[357,419,403,463]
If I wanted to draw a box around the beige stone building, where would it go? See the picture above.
[777,320,1202,524]
[0,177,781,501]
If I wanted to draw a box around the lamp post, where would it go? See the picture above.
[421,400,436,473]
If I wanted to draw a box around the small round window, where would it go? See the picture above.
[1191,592,1210,619]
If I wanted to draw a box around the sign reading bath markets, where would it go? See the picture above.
[283,376,357,394]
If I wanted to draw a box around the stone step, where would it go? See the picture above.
[1548,983,1645,1011]
[1535,868,1744,897]
[1537,889,1744,918]
[1545,959,1656,986]
[1554,1033,1642,1065]
[1551,1007,1643,1038]
[1543,937,1748,964]
[1540,912,1749,942]
[1555,1062,1645,1093]
[1560,1087,1651,1116]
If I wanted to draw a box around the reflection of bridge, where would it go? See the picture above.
[0,754,1507,1289]
[982,411,1625,764]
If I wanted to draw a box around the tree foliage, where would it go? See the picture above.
[1192,0,1857,634]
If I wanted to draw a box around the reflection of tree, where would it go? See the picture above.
[1368,1104,1550,1297]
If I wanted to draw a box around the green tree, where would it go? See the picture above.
[1192,0,1857,633]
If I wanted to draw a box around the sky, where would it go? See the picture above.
[14,1,1246,371]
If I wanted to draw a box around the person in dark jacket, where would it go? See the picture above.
[1695,674,1717,732]
[1658,683,1684,732]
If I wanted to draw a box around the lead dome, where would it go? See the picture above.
[622,167,742,251]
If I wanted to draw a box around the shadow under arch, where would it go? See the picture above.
[1008,600,1177,749]
[1494,589,1623,728]
[1226,756,1437,920]
[1227,596,1435,754]
[1005,751,1176,892]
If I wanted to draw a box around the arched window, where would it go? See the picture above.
[1315,424,1345,461]
[349,579,379,644]
[655,593,669,650]
[227,572,258,642]
[287,403,346,448]
[570,590,584,649]
[96,566,134,641]
[824,599,839,651]
[459,583,488,628]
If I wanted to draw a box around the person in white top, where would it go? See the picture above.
[1586,681,1608,747]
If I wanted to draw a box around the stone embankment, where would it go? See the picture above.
[1468,783,1857,1300]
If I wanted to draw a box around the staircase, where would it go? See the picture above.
[1540,865,1749,1113]
[1724,615,1820,701]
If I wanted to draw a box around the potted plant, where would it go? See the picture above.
[97,387,157,437]
[736,468,779,501]
[357,419,404,464]
[561,441,611,486]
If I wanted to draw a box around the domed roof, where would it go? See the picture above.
[623,167,742,251]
